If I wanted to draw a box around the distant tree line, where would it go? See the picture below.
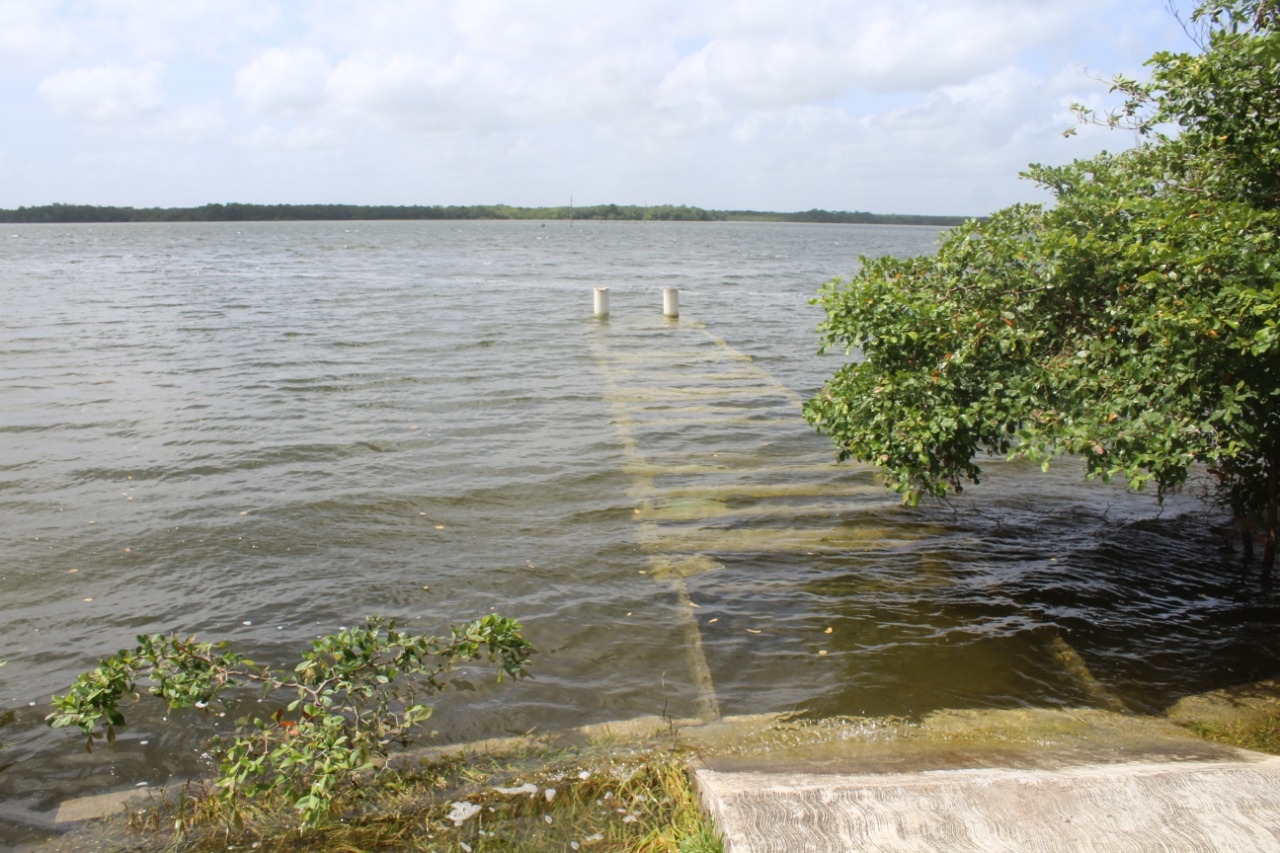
[0,201,969,227]
[723,208,971,226]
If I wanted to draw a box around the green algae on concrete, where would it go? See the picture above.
[42,680,1280,851]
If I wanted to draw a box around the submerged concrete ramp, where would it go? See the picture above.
[688,708,1280,852]
[584,311,1280,851]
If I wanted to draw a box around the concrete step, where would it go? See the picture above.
[688,708,1280,853]
[696,758,1280,852]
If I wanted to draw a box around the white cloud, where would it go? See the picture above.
[851,66,1069,166]
[3,0,1195,211]
[38,62,164,125]
[164,102,228,144]
[312,6,677,134]
[660,39,840,112]
[841,0,1078,89]
[450,0,673,57]
[293,0,1091,141]
[1,0,281,75]
[326,52,490,132]
[74,0,279,61]
[657,0,1086,117]
[237,47,332,115]
[0,1,76,69]
[239,123,345,151]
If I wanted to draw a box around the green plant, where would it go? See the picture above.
[55,740,721,852]
[47,614,532,830]
[804,0,1280,574]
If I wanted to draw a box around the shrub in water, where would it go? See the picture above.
[47,614,532,830]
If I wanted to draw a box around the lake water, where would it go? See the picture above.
[2,219,1278,842]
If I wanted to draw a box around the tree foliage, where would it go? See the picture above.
[805,0,1280,572]
[47,614,532,830]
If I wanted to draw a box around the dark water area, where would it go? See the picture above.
[1,220,1277,843]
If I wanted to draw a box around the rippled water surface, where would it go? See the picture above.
[2,220,1278,841]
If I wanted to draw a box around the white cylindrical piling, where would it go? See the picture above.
[594,286,610,318]
[663,287,679,318]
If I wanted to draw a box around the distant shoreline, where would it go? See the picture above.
[0,202,971,227]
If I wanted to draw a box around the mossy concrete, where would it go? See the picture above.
[1166,677,1280,729]
[690,689,1280,853]
[50,678,1280,851]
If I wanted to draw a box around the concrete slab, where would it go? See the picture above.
[689,708,1280,853]
[695,758,1280,852]
[54,787,159,826]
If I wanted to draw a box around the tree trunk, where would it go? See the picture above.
[1263,449,1279,582]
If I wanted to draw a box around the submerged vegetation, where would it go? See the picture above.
[55,744,721,853]
[0,201,968,227]
[41,602,727,852]
[43,616,720,850]
[47,615,532,832]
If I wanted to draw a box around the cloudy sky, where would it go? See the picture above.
[1,0,1196,216]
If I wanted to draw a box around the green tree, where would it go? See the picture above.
[804,0,1280,574]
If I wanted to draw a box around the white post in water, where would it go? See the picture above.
[594,286,610,318]
[663,287,679,318]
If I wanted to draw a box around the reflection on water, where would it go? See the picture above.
[1,220,1277,841]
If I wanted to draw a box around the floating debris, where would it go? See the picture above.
[492,783,537,796]
[447,801,481,825]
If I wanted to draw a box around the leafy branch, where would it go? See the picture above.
[47,614,533,830]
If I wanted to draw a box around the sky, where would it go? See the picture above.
[0,0,1199,216]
